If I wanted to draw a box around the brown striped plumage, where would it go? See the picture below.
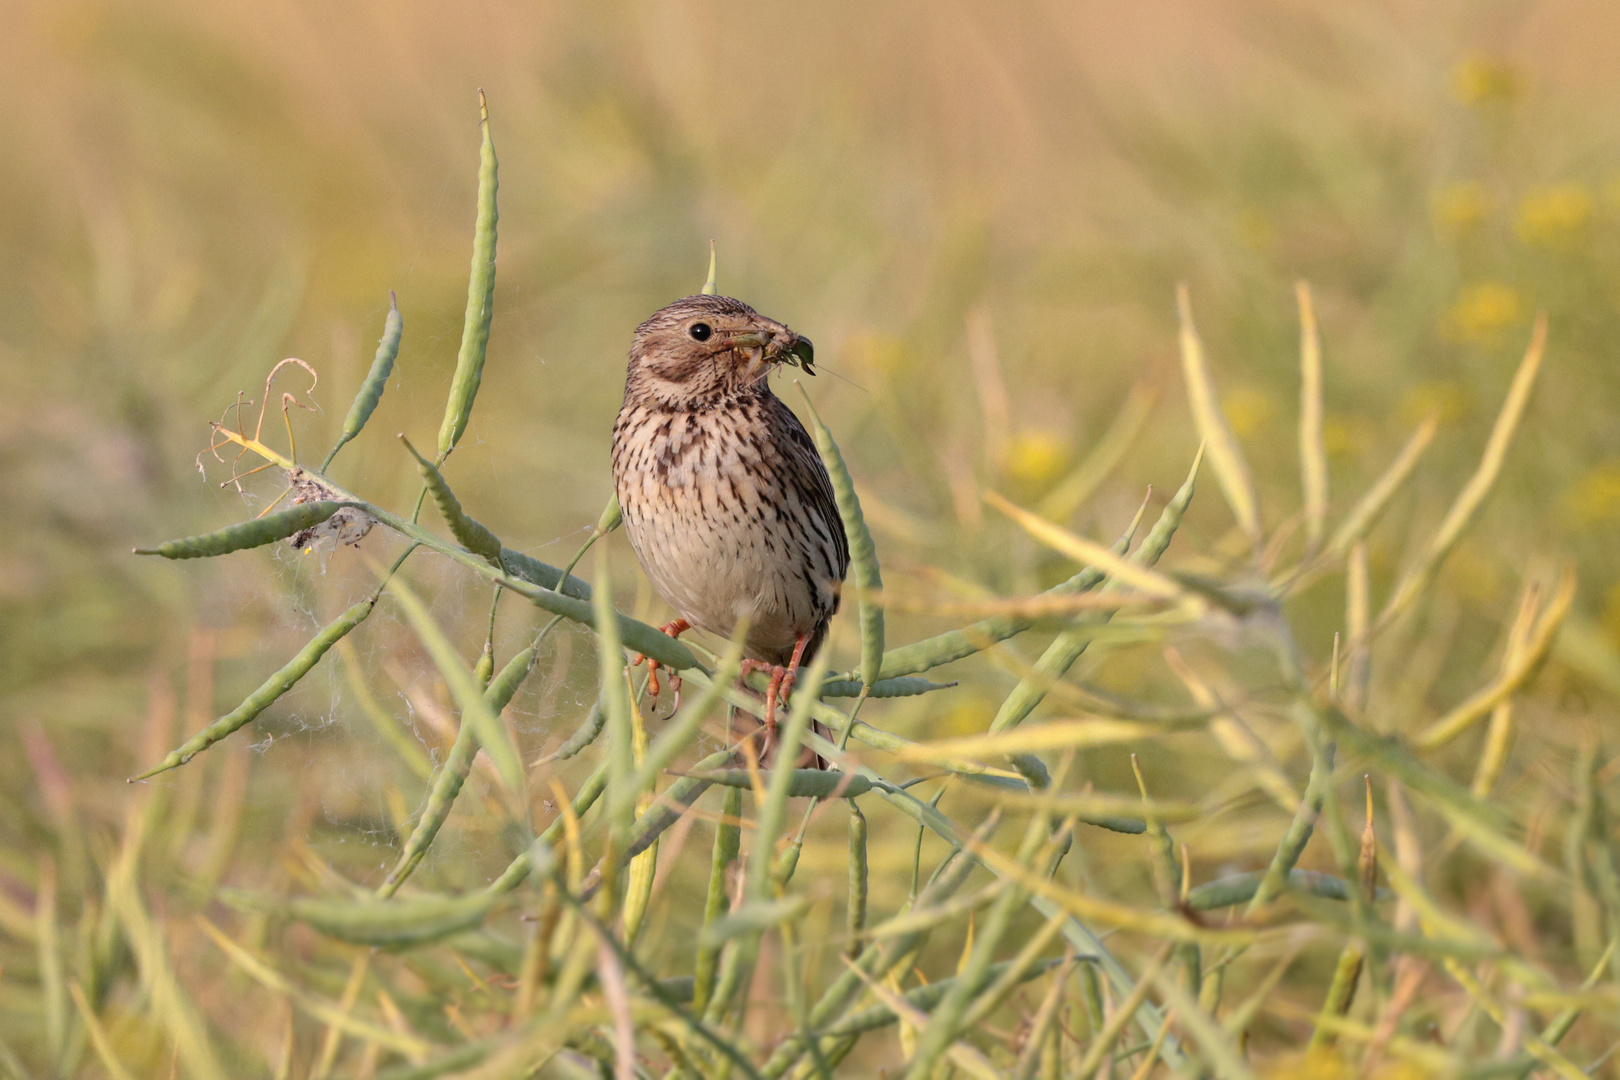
[612,296,848,681]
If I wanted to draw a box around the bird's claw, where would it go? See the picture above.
[634,619,691,710]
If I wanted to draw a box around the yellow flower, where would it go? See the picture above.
[1443,283,1524,344]
[1431,181,1491,236]
[1565,464,1620,528]
[1453,55,1522,107]
[1222,387,1276,439]
[1515,184,1592,247]
[1004,429,1068,488]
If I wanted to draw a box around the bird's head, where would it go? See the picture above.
[626,295,814,408]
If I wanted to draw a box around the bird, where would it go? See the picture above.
[611,294,849,763]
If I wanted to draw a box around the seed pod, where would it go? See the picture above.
[700,896,812,944]
[379,644,538,897]
[499,548,592,600]
[621,693,658,943]
[546,700,605,762]
[871,501,1145,681]
[1185,868,1368,911]
[820,676,954,699]
[388,576,525,796]
[845,803,868,958]
[701,240,718,295]
[131,597,376,779]
[436,91,499,459]
[595,493,623,535]
[693,784,741,1013]
[498,574,695,673]
[622,748,735,863]
[322,295,402,471]
[287,890,497,948]
[796,385,884,686]
[401,436,502,564]
[688,769,873,800]
[135,501,345,559]
[989,446,1201,735]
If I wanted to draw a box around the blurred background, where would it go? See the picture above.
[5,0,1620,1073]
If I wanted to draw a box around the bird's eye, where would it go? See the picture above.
[689,322,712,342]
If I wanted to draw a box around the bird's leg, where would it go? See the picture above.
[738,635,813,748]
[775,634,812,719]
[631,619,690,703]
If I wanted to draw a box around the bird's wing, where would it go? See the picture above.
[770,394,851,583]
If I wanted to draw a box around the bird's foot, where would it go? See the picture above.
[632,619,690,706]
[738,635,813,751]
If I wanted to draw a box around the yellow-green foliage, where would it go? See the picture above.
[8,7,1620,1078]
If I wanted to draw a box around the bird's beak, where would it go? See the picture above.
[728,329,815,377]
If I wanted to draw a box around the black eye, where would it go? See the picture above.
[689,322,712,342]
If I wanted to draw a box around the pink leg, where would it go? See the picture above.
[632,619,690,701]
[776,634,812,717]
[738,635,814,749]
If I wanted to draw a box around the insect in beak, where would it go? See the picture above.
[727,329,815,375]
[785,337,815,375]
[727,331,769,350]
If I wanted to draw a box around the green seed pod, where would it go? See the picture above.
[595,493,623,535]
[689,769,874,800]
[845,803,867,959]
[131,597,376,779]
[796,385,884,686]
[989,447,1201,735]
[701,241,718,295]
[820,676,955,699]
[322,294,403,471]
[548,699,605,761]
[622,748,734,863]
[499,548,591,600]
[497,573,695,673]
[387,576,525,796]
[700,895,813,944]
[402,436,502,564]
[485,644,537,714]
[693,783,741,1013]
[436,92,499,459]
[287,890,497,948]
[135,501,345,559]
[379,644,538,897]
[1186,869,1365,911]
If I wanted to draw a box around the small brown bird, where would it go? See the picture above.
[611,294,849,754]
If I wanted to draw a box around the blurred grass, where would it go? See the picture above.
[7,0,1620,1076]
